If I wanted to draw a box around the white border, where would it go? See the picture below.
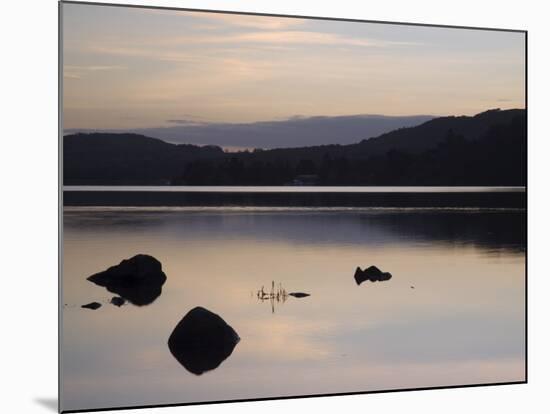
[2,1,548,413]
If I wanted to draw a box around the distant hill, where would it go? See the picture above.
[63,109,526,186]
[67,114,434,149]
[243,108,525,162]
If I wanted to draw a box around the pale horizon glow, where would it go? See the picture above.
[62,3,525,132]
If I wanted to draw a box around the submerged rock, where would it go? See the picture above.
[81,302,102,310]
[87,254,167,306]
[110,296,126,307]
[354,265,392,285]
[288,292,311,298]
[168,307,240,375]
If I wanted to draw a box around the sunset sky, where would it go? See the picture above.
[62,2,525,131]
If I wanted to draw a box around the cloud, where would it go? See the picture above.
[196,12,307,30]
[202,30,378,46]
[64,65,126,79]
[64,65,126,71]
[89,45,196,62]
[160,31,417,48]
[165,119,206,126]
[88,30,416,66]
[131,7,306,30]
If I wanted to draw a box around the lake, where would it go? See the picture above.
[61,205,526,411]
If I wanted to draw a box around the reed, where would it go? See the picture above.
[256,281,288,313]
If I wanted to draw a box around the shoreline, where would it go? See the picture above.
[63,190,526,208]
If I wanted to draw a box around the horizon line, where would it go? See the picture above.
[63,107,525,134]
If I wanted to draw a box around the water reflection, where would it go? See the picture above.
[255,282,311,313]
[62,207,525,411]
[110,296,126,307]
[256,281,289,314]
[64,207,526,254]
[168,307,240,375]
[366,211,526,253]
[86,254,167,306]
[354,266,393,285]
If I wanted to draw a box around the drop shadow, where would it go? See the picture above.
[34,397,58,412]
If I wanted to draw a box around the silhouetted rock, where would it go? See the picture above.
[87,254,167,306]
[289,292,310,298]
[168,307,240,375]
[110,296,126,307]
[354,265,392,285]
[81,302,102,310]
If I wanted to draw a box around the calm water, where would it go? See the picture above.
[62,207,525,411]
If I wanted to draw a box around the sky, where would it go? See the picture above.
[62,3,525,133]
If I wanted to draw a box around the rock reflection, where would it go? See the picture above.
[354,266,392,285]
[81,302,101,310]
[110,296,126,307]
[64,208,526,255]
[168,307,240,375]
[87,254,167,306]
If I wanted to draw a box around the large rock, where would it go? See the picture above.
[87,254,167,306]
[168,307,240,375]
[354,265,392,285]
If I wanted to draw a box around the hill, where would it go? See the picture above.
[105,114,435,149]
[63,109,525,186]
[64,133,223,185]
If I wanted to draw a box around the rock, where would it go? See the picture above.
[354,266,371,284]
[110,296,126,307]
[81,302,102,310]
[354,265,392,285]
[87,254,167,306]
[168,307,240,375]
[378,272,392,281]
[288,292,310,298]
